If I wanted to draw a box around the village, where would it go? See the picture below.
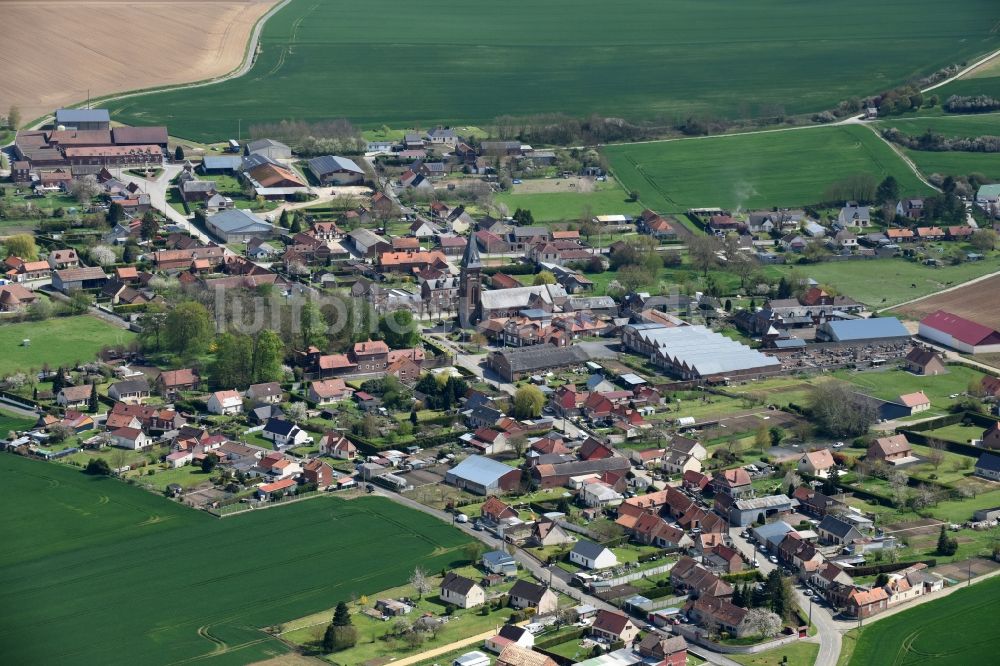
[2,111,1000,666]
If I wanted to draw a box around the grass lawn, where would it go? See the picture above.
[725,376,828,409]
[924,422,988,445]
[0,315,135,377]
[0,455,473,666]
[110,0,998,140]
[0,408,36,436]
[281,566,536,663]
[831,365,983,412]
[761,256,1000,308]
[495,181,643,222]
[875,112,1000,139]
[604,124,933,214]
[848,575,1000,666]
[728,641,819,666]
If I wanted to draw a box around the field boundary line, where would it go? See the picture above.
[883,269,1000,313]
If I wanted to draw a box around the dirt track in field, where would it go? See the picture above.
[0,0,278,124]
[893,273,1000,330]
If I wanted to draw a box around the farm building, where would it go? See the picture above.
[201,155,243,173]
[206,209,275,243]
[52,266,108,293]
[246,138,291,160]
[918,310,1000,354]
[622,323,781,381]
[816,317,910,344]
[444,455,522,495]
[729,494,794,527]
[487,345,590,382]
[55,108,110,130]
[307,155,365,185]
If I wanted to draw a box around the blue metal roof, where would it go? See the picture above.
[826,317,909,342]
[202,155,243,170]
[56,108,109,123]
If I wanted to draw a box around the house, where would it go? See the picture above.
[798,448,836,478]
[106,378,150,404]
[308,378,354,405]
[481,496,518,524]
[580,481,624,508]
[685,596,749,636]
[670,557,732,598]
[262,418,311,448]
[712,468,752,497]
[440,572,485,608]
[258,477,297,500]
[246,382,283,404]
[57,385,93,408]
[352,339,389,372]
[975,452,1000,481]
[485,625,533,653]
[637,634,687,666]
[302,459,333,488]
[110,426,152,450]
[444,455,522,495]
[529,518,574,547]
[482,550,518,576]
[662,450,702,476]
[508,580,558,613]
[903,347,947,376]
[569,540,618,570]
[590,609,640,644]
[919,310,1000,355]
[156,369,200,396]
[868,434,914,463]
[253,450,303,480]
[320,432,357,460]
[52,266,108,293]
[496,645,556,666]
[307,155,365,185]
[984,422,1000,451]
[898,391,931,414]
[838,204,871,227]
[844,587,888,619]
[207,390,243,415]
[206,209,274,243]
[818,515,863,546]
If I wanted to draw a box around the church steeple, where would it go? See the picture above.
[458,235,482,327]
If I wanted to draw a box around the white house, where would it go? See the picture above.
[798,449,836,478]
[262,418,311,448]
[110,426,152,450]
[207,390,243,415]
[580,481,623,508]
[440,572,485,608]
[320,433,358,460]
[569,540,618,570]
[107,378,151,404]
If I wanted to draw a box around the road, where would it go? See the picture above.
[116,164,215,245]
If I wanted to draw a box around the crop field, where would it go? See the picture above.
[905,149,1000,179]
[848,576,1000,666]
[876,112,1000,139]
[0,316,134,377]
[0,455,471,666]
[109,0,1000,141]
[604,125,933,213]
[0,409,35,437]
[761,257,1000,309]
[832,365,984,411]
[893,273,1000,329]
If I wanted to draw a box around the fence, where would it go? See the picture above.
[207,489,323,517]
[601,562,674,587]
[0,390,40,411]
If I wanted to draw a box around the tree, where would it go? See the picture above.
[278,209,291,229]
[463,541,486,564]
[688,235,721,276]
[971,229,998,252]
[378,310,419,348]
[68,289,92,314]
[509,432,528,458]
[936,525,958,556]
[27,298,53,321]
[769,427,784,447]
[617,265,647,293]
[140,210,159,240]
[533,270,556,286]
[108,202,124,225]
[284,401,308,422]
[4,234,38,260]
[252,329,285,384]
[174,145,185,161]
[754,423,769,454]
[409,566,432,599]
[298,300,329,349]
[69,175,102,204]
[7,105,21,130]
[201,455,217,474]
[926,440,945,471]
[88,245,116,266]
[807,382,876,438]
[875,176,900,205]
[332,601,352,626]
[88,383,99,413]
[323,622,357,653]
[290,215,303,234]
[138,302,168,351]
[410,409,419,426]
[84,458,112,475]
[764,570,792,619]
[165,301,214,356]
[741,608,782,638]
[513,385,545,419]
[49,423,74,443]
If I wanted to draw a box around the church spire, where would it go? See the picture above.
[461,234,482,269]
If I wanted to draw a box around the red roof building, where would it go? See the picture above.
[919,310,1000,354]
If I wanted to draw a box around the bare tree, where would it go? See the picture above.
[508,432,528,459]
[409,566,432,599]
[70,175,102,204]
[926,440,945,470]
[688,235,722,276]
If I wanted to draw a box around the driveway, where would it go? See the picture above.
[119,164,213,244]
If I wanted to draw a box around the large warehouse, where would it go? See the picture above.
[816,317,911,344]
[918,310,1000,354]
[621,323,781,381]
[487,345,590,381]
[444,455,522,495]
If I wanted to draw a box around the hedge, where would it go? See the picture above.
[848,559,937,577]
[642,584,676,600]
[535,628,586,650]
[483,263,535,276]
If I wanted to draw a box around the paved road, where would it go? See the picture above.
[117,164,216,245]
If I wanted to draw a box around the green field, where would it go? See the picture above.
[729,641,819,666]
[832,365,984,412]
[0,408,35,436]
[764,257,1000,308]
[876,112,1000,139]
[0,316,134,377]
[0,455,471,666]
[848,576,1000,666]
[108,0,1000,141]
[905,148,1000,179]
[604,125,933,213]
[496,182,643,222]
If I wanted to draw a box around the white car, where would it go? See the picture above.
[769,555,779,564]
[833,442,845,448]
